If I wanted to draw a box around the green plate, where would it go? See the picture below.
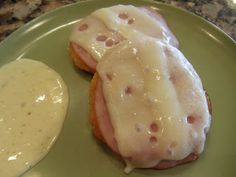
[0,0,235,177]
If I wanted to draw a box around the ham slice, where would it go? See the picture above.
[93,73,119,153]
[90,73,206,170]
[69,42,97,73]
[69,5,179,73]
[90,38,212,172]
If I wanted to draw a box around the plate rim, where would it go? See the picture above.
[0,0,235,176]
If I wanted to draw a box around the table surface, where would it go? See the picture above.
[0,0,235,42]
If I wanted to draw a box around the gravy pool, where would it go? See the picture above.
[0,59,69,177]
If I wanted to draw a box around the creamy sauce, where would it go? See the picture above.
[70,16,125,61]
[70,5,174,62]
[97,38,211,172]
[0,59,69,177]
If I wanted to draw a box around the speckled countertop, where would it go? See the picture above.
[0,0,235,42]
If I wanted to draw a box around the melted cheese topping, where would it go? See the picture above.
[0,59,68,177]
[70,16,124,61]
[69,5,172,62]
[97,38,211,172]
[92,5,168,40]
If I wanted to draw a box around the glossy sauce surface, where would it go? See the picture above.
[97,38,211,172]
[0,59,68,177]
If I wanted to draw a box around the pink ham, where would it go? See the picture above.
[93,74,201,170]
[70,6,179,73]
[69,14,125,73]
[94,76,119,153]
[70,42,97,73]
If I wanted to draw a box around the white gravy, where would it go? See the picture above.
[97,38,211,172]
[70,5,175,62]
[0,59,69,177]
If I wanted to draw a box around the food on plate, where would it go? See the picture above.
[89,38,211,173]
[0,59,69,177]
[69,5,178,73]
[69,3,211,173]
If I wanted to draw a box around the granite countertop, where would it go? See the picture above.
[0,0,235,42]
